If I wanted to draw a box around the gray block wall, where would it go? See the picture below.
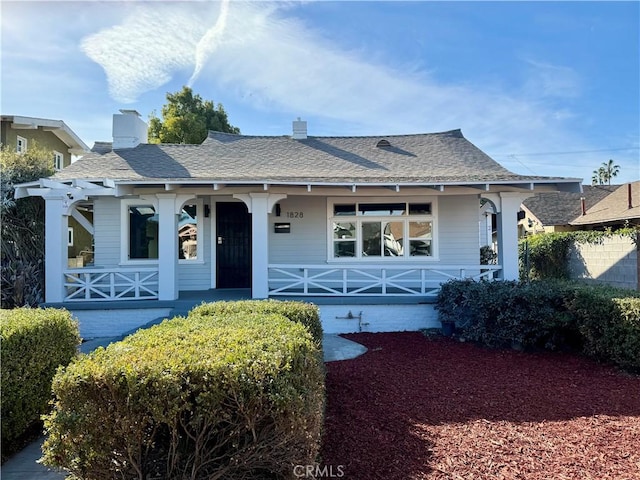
[568,236,638,290]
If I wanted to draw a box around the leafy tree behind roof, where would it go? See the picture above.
[148,86,240,144]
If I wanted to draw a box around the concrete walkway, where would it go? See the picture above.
[1,334,366,479]
[322,334,368,362]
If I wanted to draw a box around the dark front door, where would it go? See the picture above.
[216,202,251,288]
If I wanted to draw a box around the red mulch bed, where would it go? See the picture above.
[320,332,640,480]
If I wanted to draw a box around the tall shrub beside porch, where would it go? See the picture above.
[0,308,80,452]
[437,279,640,372]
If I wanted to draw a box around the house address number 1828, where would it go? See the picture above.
[285,211,304,218]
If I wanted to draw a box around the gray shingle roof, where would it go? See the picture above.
[570,181,640,226]
[522,185,618,226]
[57,129,572,185]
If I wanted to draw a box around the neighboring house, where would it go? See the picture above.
[570,181,640,229]
[520,181,639,291]
[519,185,617,236]
[569,181,640,291]
[1,114,91,267]
[1,115,89,170]
[16,111,581,335]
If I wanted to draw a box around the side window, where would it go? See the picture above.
[128,206,158,259]
[16,136,27,154]
[54,151,64,170]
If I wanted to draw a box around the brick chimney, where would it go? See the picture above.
[292,117,307,140]
[112,110,148,149]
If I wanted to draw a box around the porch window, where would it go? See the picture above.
[330,200,435,260]
[128,206,158,259]
[178,203,199,260]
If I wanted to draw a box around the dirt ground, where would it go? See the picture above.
[320,332,640,480]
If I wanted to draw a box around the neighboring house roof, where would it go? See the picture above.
[52,129,578,188]
[570,181,640,226]
[522,185,617,226]
[90,141,113,155]
[1,115,89,155]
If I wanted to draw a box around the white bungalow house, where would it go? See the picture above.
[16,111,582,336]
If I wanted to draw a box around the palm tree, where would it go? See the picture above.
[601,159,620,185]
[591,167,605,185]
[592,160,621,185]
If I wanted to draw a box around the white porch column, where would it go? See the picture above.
[44,197,68,303]
[157,194,178,300]
[496,193,529,280]
[250,193,270,299]
[234,192,287,299]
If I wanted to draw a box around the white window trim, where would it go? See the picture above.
[178,198,205,264]
[68,227,74,247]
[16,136,27,154]
[326,196,439,262]
[120,198,159,266]
[54,151,64,170]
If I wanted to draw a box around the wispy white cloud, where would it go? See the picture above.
[188,0,230,87]
[80,3,216,103]
[8,1,634,182]
[523,59,582,98]
[79,2,584,164]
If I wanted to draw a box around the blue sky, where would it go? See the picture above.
[2,1,638,184]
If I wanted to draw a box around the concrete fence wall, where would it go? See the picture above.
[568,236,639,290]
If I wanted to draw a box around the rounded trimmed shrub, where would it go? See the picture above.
[42,312,324,480]
[190,299,323,345]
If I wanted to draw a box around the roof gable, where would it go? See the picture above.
[1,115,89,154]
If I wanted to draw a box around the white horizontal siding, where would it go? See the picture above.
[93,197,121,267]
[438,195,480,264]
[269,196,327,264]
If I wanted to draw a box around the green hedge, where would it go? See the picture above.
[190,299,324,345]
[568,286,640,371]
[437,280,640,371]
[42,312,325,480]
[0,308,80,449]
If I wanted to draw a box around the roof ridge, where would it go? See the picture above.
[205,129,464,140]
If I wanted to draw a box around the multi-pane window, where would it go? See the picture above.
[16,136,27,154]
[331,201,434,259]
[128,206,158,259]
[54,151,64,170]
[178,204,198,260]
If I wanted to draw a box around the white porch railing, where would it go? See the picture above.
[64,268,159,301]
[268,264,502,296]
